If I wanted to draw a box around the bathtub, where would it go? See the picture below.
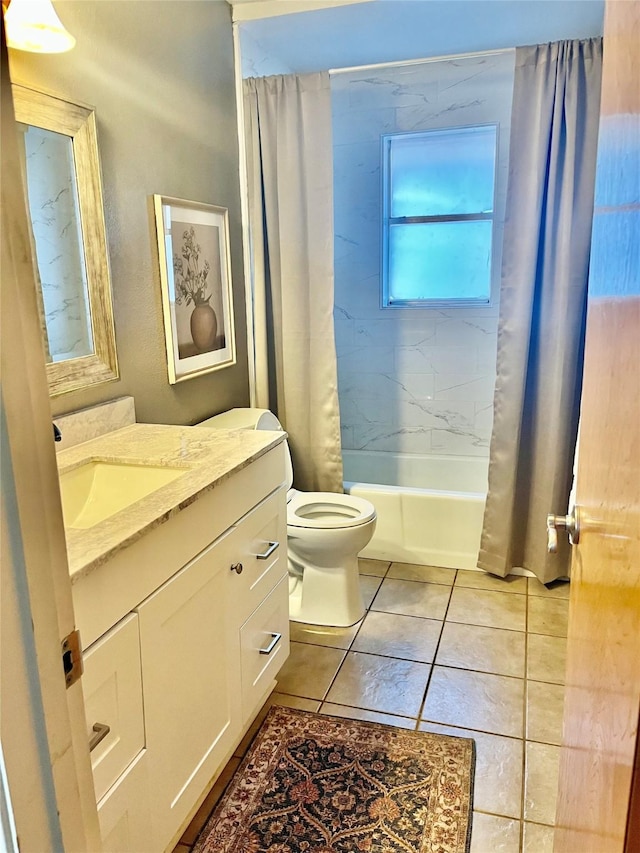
[343,450,488,570]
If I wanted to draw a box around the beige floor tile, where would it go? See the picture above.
[526,681,565,745]
[371,578,452,620]
[526,634,567,684]
[528,577,571,599]
[419,722,523,819]
[360,574,383,609]
[352,611,443,663]
[470,813,521,853]
[359,558,390,577]
[528,596,569,637]
[447,586,527,632]
[523,821,555,852]
[320,703,416,729]
[456,570,528,595]
[276,641,345,700]
[436,622,525,678]
[270,693,321,712]
[422,666,525,738]
[326,651,430,717]
[179,756,240,845]
[289,619,361,649]
[388,562,456,585]
[524,741,561,825]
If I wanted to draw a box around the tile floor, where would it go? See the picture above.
[174,559,570,853]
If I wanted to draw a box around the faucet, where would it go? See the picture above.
[53,423,62,442]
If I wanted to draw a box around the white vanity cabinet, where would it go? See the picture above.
[72,441,289,853]
[137,487,288,851]
[137,534,242,851]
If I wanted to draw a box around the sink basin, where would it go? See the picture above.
[59,460,187,529]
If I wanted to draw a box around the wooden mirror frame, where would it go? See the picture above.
[12,84,118,396]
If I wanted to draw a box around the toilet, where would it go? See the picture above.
[198,408,376,627]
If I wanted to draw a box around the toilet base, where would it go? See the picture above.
[287,555,365,628]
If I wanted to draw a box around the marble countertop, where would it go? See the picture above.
[57,423,286,582]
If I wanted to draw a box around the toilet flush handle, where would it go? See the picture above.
[546,507,581,553]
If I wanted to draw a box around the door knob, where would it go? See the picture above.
[547,507,581,553]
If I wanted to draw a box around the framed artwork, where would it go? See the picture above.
[153,195,236,384]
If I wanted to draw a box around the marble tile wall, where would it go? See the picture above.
[332,53,515,459]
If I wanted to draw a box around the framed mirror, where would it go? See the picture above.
[12,84,118,396]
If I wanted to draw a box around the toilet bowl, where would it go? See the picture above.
[197,408,376,627]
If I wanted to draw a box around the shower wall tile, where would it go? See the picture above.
[337,345,395,374]
[395,400,475,430]
[476,338,500,373]
[343,75,438,112]
[394,345,477,375]
[434,374,498,402]
[332,53,515,459]
[353,317,438,347]
[474,402,496,434]
[431,428,491,457]
[339,396,396,427]
[434,316,498,346]
[352,425,434,455]
[332,108,396,144]
[337,370,435,403]
[333,308,355,347]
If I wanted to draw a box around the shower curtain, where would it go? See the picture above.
[478,38,603,584]
[243,72,343,493]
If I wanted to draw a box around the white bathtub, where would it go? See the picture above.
[343,450,488,570]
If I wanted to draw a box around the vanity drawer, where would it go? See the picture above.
[82,613,145,802]
[226,488,288,624]
[240,574,290,716]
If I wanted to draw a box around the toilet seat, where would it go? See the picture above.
[287,490,376,529]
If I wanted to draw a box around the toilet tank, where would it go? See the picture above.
[198,408,282,431]
[197,408,293,491]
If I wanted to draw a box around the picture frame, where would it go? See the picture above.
[153,195,236,384]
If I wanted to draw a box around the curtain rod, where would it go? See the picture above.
[328,47,514,76]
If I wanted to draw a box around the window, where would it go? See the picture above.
[381,124,498,307]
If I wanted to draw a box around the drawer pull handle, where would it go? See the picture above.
[259,632,282,655]
[89,722,111,752]
[256,541,279,560]
[231,563,244,575]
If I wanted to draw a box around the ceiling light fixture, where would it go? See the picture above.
[3,0,76,54]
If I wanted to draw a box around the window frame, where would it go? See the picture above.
[381,122,500,309]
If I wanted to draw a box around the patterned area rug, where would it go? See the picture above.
[193,707,475,853]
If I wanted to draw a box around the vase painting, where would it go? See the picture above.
[155,196,236,384]
[190,303,217,352]
[172,222,225,359]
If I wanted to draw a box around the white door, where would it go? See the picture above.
[0,23,100,852]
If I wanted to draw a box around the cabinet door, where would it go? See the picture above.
[136,532,241,852]
[97,751,152,853]
[82,613,145,802]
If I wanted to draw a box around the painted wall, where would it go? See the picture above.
[332,52,515,461]
[9,1,250,424]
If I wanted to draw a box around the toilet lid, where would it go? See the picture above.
[287,490,376,529]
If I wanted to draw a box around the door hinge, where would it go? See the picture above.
[61,629,83,689]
